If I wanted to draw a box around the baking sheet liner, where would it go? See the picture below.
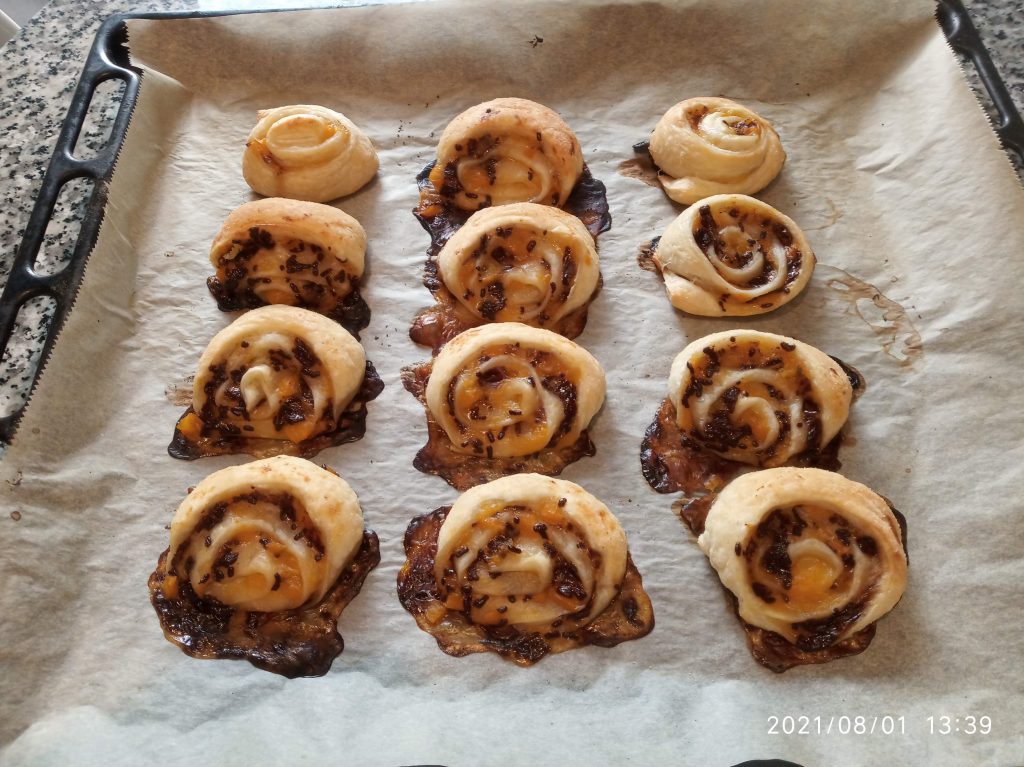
[1,1,1023,763]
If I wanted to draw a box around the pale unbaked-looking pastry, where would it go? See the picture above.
[397,474,654,665]
[170,304,380,459]
[207,198,369,332]
[427,97,584,211]
[649,97,785,204]
[403,322,606,489]
[692,467,907,671]
[652,193,814,316]
[669,330,853,467]
[242,105,378,202]
[148,455,380,677]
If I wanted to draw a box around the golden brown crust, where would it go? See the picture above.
[668,330,853,468]
[169,306,382,460]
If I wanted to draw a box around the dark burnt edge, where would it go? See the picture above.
[207,276,372,338]
[639,398,743,495]
[397,505,653,665]
[733,589,877,674]
[412,161,612,260]
[149,529,380,678]
[637,236,661,273]
[167,360,384,460]
[412,422,597,492]
[829,355,865,398]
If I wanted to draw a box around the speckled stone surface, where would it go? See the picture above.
[0,0,1021,430]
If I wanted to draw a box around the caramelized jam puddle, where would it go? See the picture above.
[150,531,379,678]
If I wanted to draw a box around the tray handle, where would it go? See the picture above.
[938,0,1024,159]
[0,15,138,443]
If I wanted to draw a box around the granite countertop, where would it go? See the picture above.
[0,0,1021,435]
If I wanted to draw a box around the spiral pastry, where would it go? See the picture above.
[669,330,853,467]
[427,98,584,211]
[207,198,369,331]
[148,456,380,677]
[652,194,814,316]
[427,323,604,457]
[435,202,599,327]
[242,104,378,203]
[693,468,907,671]
[170,305,378,459]
[398,474,654,665]
[649,97,785,204]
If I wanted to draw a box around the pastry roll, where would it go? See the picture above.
[149,456,380,677]
[242,104,378,203]
[429,323,604,456]
[207,198,369,333]
[403,323,605,489]
[649,97,785,204]
[685,467,907,671]
[169,305,382,460]
[398,474,654,665]
[670,330,852,467]
[426,97,584,211]
[651,194,814,316]
[410,203,601,349]
[641,330,860,495]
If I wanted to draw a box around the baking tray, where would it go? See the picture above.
[0,0,1022,445]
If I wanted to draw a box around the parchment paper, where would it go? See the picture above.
[2,1,1023,764]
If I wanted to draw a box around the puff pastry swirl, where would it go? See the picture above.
[149,456,379,677]
[207,198,369,332]
[427,97,584,211]
[427,323,605,458]
[694,468,907,670]
[669,330,852,467]
[411,203,601,350]
[649,97,785,204]
[170,305,379,459]
[439,203,599,325]
[652,194,814,316]
[397,474,654,665]
[243,105,378,203]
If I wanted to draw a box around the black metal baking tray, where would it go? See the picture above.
[0,0,1021,444]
